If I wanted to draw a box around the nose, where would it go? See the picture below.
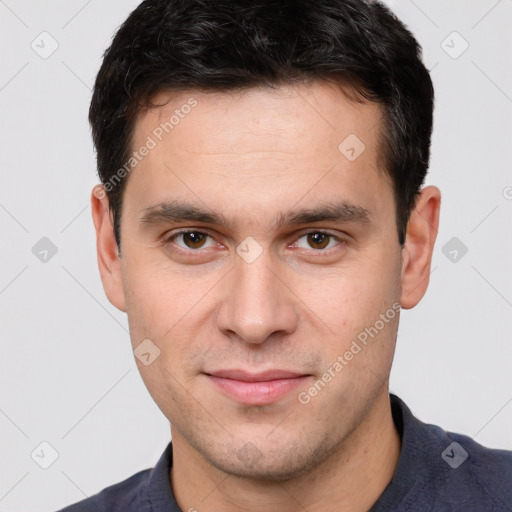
[215,247,299,345]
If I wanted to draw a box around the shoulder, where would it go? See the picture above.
[393,395,512,510]
[435,427,512,509]
[55,468,152,512]
[55,442,177,512]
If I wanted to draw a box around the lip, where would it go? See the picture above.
[205,369,311,405]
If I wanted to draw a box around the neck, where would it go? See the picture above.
[170,389,400,512]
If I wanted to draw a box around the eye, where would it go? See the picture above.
[166,230,216,250]
[163,229,344,255]
[294,232,341,251]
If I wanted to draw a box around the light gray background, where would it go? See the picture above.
[1,1,511,511]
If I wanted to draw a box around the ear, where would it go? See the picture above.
[91,185,126,312]
[400,185,441,309]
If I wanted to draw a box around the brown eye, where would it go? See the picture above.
[168,231,215,250]
[182,232,208,249]
[293,231,341,251]
[307,232,331,250]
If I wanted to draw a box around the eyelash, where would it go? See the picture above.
[162,229,345,254]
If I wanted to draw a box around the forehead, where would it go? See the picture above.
[136,82,382,156]
[125,82,393,229]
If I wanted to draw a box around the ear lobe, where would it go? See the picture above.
[91,185,126,312]
[400,185,441,309]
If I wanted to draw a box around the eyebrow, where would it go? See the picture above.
[139,199,372,229]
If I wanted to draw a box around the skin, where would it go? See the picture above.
[92,81,440,512]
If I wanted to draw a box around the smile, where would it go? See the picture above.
[205,369,312,406]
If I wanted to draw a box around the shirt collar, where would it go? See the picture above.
[369,393,431,510]
[146,441,179,512]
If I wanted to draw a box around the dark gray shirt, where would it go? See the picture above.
[56,394,512,511]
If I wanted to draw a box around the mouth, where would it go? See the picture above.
[204,369,312,405]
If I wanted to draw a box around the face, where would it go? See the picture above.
[94,82,432,481]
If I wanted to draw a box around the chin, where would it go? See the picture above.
[198,434,337,482]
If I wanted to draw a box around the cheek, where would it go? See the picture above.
[122,262,205,416]
[121,251,208,332]
[289,250,402,393]
[294,253,400,334]
[121,254,221,385]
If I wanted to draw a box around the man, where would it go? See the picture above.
[58,0,512,510]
